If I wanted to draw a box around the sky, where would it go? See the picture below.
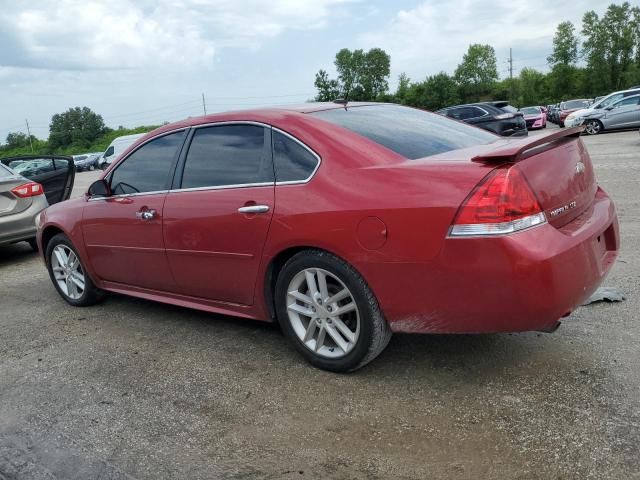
[0,0,612,141]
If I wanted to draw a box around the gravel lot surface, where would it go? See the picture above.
[1,126,638,479]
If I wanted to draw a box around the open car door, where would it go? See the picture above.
[1,155,75,205]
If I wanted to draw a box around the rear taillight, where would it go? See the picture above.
[494,112,515,120]
[450,165,547,236]
[11,182,44,198]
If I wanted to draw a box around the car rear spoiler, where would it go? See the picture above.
[471,126,585,163]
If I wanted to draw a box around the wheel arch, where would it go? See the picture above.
[41,225,65,255]
[263,245,353,321]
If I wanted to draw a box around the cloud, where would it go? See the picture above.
[358,0,606,82]
[0,0,357,71]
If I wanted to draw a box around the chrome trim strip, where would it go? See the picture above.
[87,190,169,202]
[169,183,272,194]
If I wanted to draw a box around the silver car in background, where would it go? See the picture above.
[566,94,640,135]
[0,156,75,250]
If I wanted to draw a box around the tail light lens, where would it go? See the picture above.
[11,182,44,198]
[450,165,547,236]
[494,112,515,120]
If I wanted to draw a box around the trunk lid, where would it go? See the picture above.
[470,127,596,228]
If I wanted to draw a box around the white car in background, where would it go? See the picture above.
[565,94,640,135]
[98,133,146,169]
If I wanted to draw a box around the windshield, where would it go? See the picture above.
[562,100,591,110]
[311,104,497,160]
[520,107,540,115]
[595,93,627,109]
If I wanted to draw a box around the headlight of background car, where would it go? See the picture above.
[566,113,576,121]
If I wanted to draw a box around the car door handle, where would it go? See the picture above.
[135,209,157,220]
[238,205,269,214]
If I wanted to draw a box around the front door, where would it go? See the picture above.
[82,130,186,291]
[603,96,640,128]
[163,124,274,305]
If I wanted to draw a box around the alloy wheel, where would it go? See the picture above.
[585,120,601,135]
[51,244,86,300]
[286,268,360,358]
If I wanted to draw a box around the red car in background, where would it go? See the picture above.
[558,99,592,127]
[520,106,547,130]
[36,103,619,372]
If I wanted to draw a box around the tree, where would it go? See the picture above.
[395,73,411,103]
[5,132,36,149]
[314,69,340,101]
[582,2,640,93]
[547,22,579,67]
[403,72,460,110]
[49,107,107,149]
[454,44,498,102]
[518,68,548,106]
[314,48,391,101]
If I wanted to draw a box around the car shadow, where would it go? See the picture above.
[0,242,39,268]
[94,292,563,383]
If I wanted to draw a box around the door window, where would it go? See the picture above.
[180,125,272,188]
[612,96,640,108]
[109,131,185,195]
[272,131,319,182]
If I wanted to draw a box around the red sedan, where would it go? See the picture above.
[37,103,619,372]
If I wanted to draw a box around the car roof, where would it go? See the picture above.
[136,102,389,139]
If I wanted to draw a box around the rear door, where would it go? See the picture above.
[163,123,275,305]
[1,156,74,205]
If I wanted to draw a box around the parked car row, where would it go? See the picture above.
[436,101,528,136]
[546,86,640,134]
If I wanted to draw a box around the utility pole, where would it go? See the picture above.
[25,119,34,153]
[201,93,207,115]
[508,48,514,102]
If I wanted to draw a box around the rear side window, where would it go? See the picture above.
[110,131,185,195]
[312,104,496,160]
[181,125,272,189]
[0,164,14,178]
[272,131,319,182]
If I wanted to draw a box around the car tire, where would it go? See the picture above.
[584,119,603,135]
[275,249,392,372]
[559,121,565,128]
[46,233,105,307]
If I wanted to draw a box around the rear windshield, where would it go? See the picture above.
[311,104,496,160]
[499,104,518,113]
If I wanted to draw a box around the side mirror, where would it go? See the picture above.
[88,179,111,198]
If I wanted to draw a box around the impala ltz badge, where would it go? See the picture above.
[550,201,578,217]
[575,161,585,174]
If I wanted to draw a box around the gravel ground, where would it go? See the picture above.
[0,127,639,479]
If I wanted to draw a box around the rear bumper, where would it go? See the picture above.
[0,196,48,245]
[361,188,619,334]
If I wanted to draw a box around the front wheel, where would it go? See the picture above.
[584,119,602,135]
[46,233,105,306]
[275,250,391,372]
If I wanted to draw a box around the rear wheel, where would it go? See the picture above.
[584,119,603,135]
[46,233,104,306]
[275,250,391,372]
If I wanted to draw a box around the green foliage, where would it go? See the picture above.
[314,48,391,101]
[5,132,38,150]
[0,125,158,159]
[49,106,108,150]
[399,72,460,110]
[454,44,498,102]
[548,22,579,66]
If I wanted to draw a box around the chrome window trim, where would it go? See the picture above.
[87,190,169,202]
[169,182,273,194]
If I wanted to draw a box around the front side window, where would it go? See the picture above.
[110,131,185,195]
[272,131,318,182]
[181,125,272,189]
[613,96,640,108]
